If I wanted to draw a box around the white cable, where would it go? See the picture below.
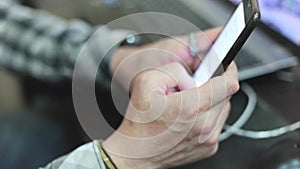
[219,82,257,141]
[220,82,300,141]
[223,121,300,139]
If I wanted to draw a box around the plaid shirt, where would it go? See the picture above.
[40,140,107,169]
[0,0,131,86]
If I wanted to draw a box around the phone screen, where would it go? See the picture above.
[193,2,246,86]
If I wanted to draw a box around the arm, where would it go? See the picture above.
[0,1,132,87]
[109,28,222,89]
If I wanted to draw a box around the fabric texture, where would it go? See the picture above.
[0,0,132,86]
[40,141,106,169]
[0,1,134,168]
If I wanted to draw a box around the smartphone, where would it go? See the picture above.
[193,0,260,86]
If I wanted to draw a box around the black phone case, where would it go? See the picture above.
[220,0,261,71]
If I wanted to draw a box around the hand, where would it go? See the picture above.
[109,27,222,89]
[103,62,239,169]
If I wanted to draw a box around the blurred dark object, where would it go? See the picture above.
[20,0,37,8]
[32,0,126,25]
[0,113,73,169]
[0,70,25,113]
[0,0,120,168]
[250,139,300,169]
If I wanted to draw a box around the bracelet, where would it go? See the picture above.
[97,140,118,169]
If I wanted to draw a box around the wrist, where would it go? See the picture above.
[109,34,143,75]
[109,47,137,75]
[102,131,160,169]
[102,141,155,169]
[109,34,148,87]
[109,46,140,88]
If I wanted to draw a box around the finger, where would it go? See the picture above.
[208,102,231,142]
[191,27,223,71]
[200,26,223,45]
[166,67,238,125]
[223,61,238,81]
[161,98,227,166]
[198,101,231,144]
[182,72,239,111]
[160,62,197,91]
[192,99,230,139]
[182,27,223,52]
[175,27,223,68]
[169,102,230,166]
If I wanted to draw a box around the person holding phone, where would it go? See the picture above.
[0,0,244,168]
[41,29,240,168]
[42,63,239,169]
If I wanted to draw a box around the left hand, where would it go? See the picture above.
[109,27,222,89]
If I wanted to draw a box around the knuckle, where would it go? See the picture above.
[134,72,148,85]
[181,103,198,122]
[227,77,240,94]
[198,96,212,113]
[201,121,215,136]
[195,116,216,138]
[184,110,197,122]
[133,71,153,89]
[161,62,184,76]
[170,62,184,70]
[205,134,219,146]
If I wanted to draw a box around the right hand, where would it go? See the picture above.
[103,62,239,169]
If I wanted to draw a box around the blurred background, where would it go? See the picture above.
[0,0,299,169]
[0,0,126,168]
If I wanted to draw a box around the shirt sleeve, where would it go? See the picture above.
[40,140,106,169]
[0,0,132,87]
